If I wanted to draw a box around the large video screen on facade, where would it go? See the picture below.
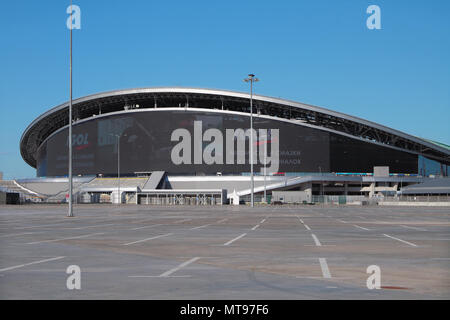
[36,110,331,176]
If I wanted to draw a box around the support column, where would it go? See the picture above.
[303,181,312,203]
[369,182,375,198]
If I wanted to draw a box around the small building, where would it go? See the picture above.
[0,191,20,204]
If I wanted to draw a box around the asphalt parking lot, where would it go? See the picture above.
[0,204,449,299]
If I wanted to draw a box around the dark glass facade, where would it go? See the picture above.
[329,134,418,173]
[418,155,449,176]
[36,110,421,177]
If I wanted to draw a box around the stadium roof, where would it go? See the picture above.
[21,87,450,168]
[421,138,450,152]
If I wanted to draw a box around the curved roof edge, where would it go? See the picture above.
[421,138,450,152]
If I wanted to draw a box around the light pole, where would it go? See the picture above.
[264,139,267,203]
[400,178,403,201]
[262,131,268,203]
[110,134,121,204]
[244,74,259,207]
[67,0,74,217]
[319,166,322,197]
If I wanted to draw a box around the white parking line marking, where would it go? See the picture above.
[224,233,247,246]
[297,216,311,230]
[383,234,418,247]
[159,257,201,277]
[26,232,104,245]
[122,233,172,246]
[319,258,332,278]
[251,224,260,231]
[0,232,38,238]
[217,218,228,223]
[130,224,163,230]
[338,220,348,223]
[190,224,212,230]
[353,224,370,231]
[0,256,65,272]
[260,219,266,224]
[311,234,322,246]
[401,225,427,231]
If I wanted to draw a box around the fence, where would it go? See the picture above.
[137,190,224,205]
[311,195,450,204]
[380,195,450,202]
[311,195,372,205]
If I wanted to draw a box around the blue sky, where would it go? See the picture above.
[0,0,449,179]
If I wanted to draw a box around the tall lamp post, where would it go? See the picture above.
[110,134,121,204]
[67,0,74,217]
[244,74,259,207]
[264,139,267,203]
[262,131,268,203]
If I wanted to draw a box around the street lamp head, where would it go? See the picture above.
[244,74,260,83]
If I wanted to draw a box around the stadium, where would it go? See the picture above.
[4,87,450,204]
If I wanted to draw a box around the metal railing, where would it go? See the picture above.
[138,194,221,205]
[380,195,450,202]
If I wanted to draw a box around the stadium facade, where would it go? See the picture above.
[16,87,450,204]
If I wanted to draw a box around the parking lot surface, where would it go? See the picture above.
[0,204,449,299]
